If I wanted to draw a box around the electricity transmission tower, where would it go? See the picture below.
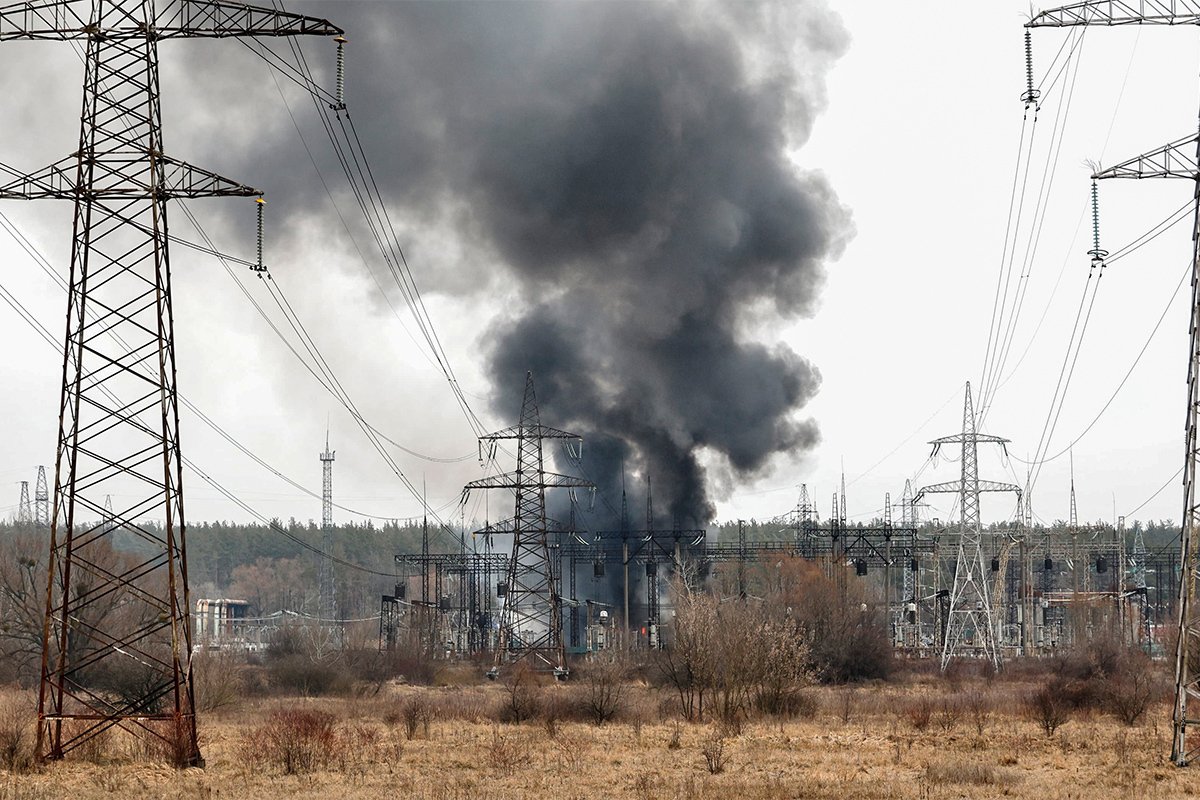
[0,0,342,764]
[915,382,1021,670]
[463,372,593,677]
[33,466,48,528]
[1026,0,1200,766]
[319,433,336,622]
[17,481,31,525]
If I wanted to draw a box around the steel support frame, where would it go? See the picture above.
[0,0,342,764]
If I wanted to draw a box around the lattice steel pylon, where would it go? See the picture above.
[0,0,342,765]
[914,382,1020,670]
[17,481,31,525]
[33,465,48,528]
[1026,0,1200,766]
[462,372,593,676]
[319,432,336,622]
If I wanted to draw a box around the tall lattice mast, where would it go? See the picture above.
[0,0,342,765]
[463,372,593,676]
[33,466,48,528]
[1024,0,1200,764]
[319,432,336,622]
[915,383,1021,670]
[17,481,31,525]
[900,479,916,607]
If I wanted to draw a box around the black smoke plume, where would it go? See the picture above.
[165,0,852,528]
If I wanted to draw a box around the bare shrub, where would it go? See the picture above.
[497,664,540,724]
[1027,681,1072,737]
[904,696,933,732]
[249,709,340,774]
[965,688,992,736]
[538,689,583,737]
[191,652,243,713]
[0,694,34,772]
[267,655,352,697]
[936,694,963,732]
[780,558,893,683]
[486,727,531,775]
[152,714,200,768]
[582,659,625,725]
[1106,667,1158,726]
[667,724,681,750]
[653,581,811,723]
[400,695,430,740]
[61,719,112,763]
[836,688,857,724]
[701,730,728,774]
[426,690,492,723]
[549,727,588,770]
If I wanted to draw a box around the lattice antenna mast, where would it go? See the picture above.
[915,382,1021,670]
[1027,0,1200,765]
[319,431,336,622]
[33,466,48,528]
[1069,451,1078,531]
[0,0,344,765]
[840,467,847,525]
[462,372,593,676]
[102,494,114,535]
[900,480,916,606]
[17,481,31,525]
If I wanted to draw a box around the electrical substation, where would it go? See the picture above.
[0,0,1199,783]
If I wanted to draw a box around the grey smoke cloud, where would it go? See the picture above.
[153,0,852,527]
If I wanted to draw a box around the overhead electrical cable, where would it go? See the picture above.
[0,267,403,576]
[981,36,1085,424]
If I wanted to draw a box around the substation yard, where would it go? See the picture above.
[0,680,1189,800]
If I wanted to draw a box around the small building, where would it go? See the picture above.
[194,598,251,649]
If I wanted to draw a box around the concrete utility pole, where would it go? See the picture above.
[0,0,343,764]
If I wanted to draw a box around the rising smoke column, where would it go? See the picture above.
[473,1,854,524]
[161,0,852,526]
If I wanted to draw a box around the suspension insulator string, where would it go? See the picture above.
[253,196,268,276]
[1020,30,1041,109]
[331,35,347,112]
[1087,179,1108,267]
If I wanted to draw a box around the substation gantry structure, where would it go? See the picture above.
[1024,0,1200,765]
[0,0,343,765]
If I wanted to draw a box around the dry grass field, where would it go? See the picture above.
[0,674,1192,800]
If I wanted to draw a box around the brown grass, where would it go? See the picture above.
[0,680,1188,798]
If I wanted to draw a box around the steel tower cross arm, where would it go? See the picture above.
[1090,134,1200,179]
[929,433,1010,445]
[0,154,261,199]
[472,517,574,536]
[463,471,595,492]
[1027,1,1200,27]
[480,424,582,442]
[0,0,342,39]
[913,480,1022,505]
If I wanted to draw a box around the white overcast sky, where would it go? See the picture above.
[0,1,1194,534]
